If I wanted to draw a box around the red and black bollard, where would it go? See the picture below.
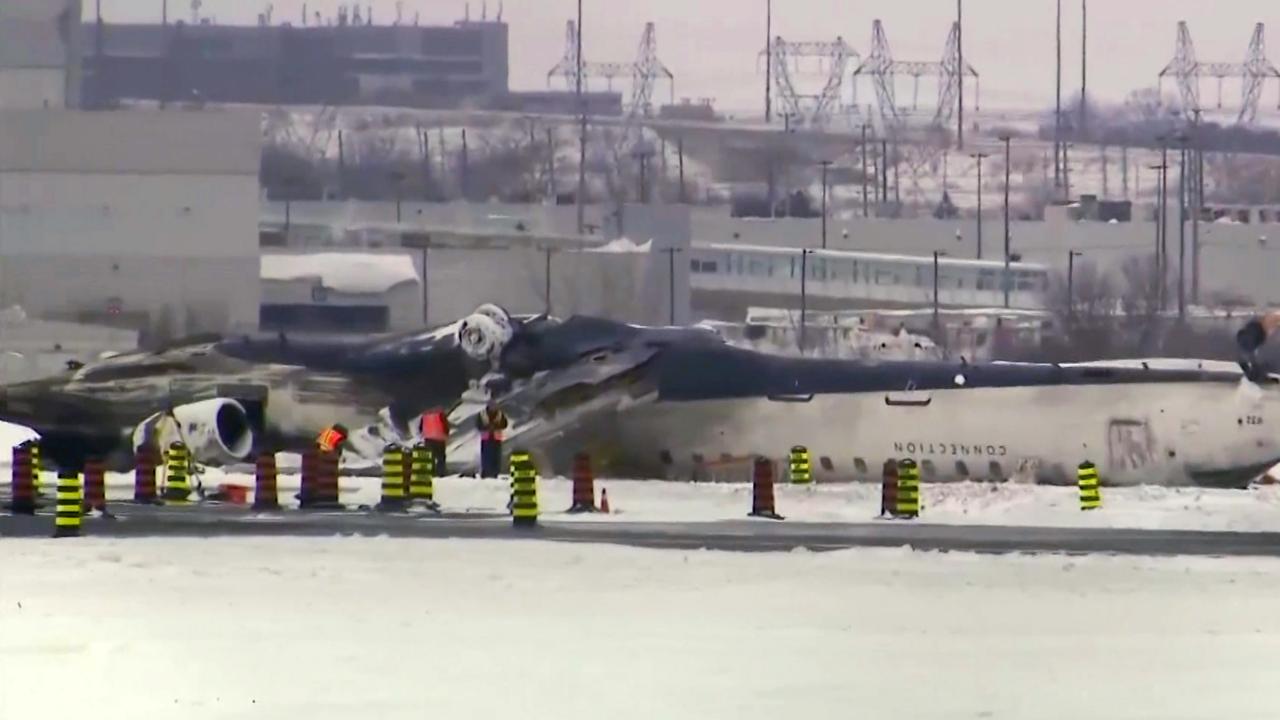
[568,452,597,513]
[302,449,343,510]
[253,453,281,512]
[880,459,899,518]
[748,456,784,521]
[298,449,319,508]
[83,458,107,514]
[8,442,37,515]
[133,444,160,505]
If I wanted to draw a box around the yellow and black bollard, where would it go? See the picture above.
[30,441,44,499]
[377,443,408,512]
[53,469,82,538]
[409,442,439,512]
[163,441,192,504]
[1078,461,1101,511]
[509,450,539,528]
[896,459,921,519]
[788,445,812,484]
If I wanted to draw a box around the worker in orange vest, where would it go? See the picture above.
[477,401,508,478]
[420,408,450,476]
[316,424,349,455]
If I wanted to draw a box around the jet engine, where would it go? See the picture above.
[131,398,255,464]
[457,304,514,364]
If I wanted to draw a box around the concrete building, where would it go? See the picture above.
[261,252,423,333]
[261,200,691,327]
[0,0,82,109]
[81,17,509,110]
[264,198,1280,325]
[0,108,262,343]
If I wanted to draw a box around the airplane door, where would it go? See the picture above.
[1107,419,1157,473]
[884,388,932,407]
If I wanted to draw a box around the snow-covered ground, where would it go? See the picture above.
[4,537,1280,720]
[82,468,1280,533]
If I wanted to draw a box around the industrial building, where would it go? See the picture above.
[81,15,509,110]
[260,252,423,333]
[0,108,262,344]
[0,0,82,109]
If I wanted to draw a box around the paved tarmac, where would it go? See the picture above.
[5,502,1280,557]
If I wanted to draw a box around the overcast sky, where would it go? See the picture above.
[96,0,1280,116]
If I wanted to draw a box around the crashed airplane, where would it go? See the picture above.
[2,304,1279,488]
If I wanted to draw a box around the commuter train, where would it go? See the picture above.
[687,243,1051,310]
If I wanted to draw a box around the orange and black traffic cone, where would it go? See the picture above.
[7,442,37,515]
[748,457,783,521]
[83,458,113,518]
[133,444,160,505]
[880,459,899,518]
[599,487,611,514]
[568,452,597,513]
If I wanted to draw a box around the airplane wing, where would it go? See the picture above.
[445,345,663,473]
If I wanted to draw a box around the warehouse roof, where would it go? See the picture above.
[261,253,420,294]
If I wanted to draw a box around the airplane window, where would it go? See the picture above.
[955,461,970,477]
[692,452,705,465]
[819,456,834,471]
[988,461,1005,481]
[921,460,937,478]
[854,458,868,475]
[659,450,674,465]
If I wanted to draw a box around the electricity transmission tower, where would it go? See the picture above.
[759,36,860,129]
[853,19,979,132]
[547,21,675,118]
[852,19,979,211]
[1158,21,1280,123]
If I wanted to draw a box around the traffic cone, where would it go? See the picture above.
[599,487,610,514]
[748,456,784,521]
[568,452,597,513]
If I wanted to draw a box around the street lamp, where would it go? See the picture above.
[799,248,812,354]
[819,160,833,249]
[1148,159,1168,310]
[969,151,989,259]
[575,0,586,235]
[1067,249,1083,320]
[390,170,406,224]
[282,175,299,236]
[661,247,683,325]
[544,247,554,316]
[861,123,872,218]
[1156,133,1170,310]
[633,145,653,204]
[932,250,947,325]
[1175,133,1189,321]
[999,134,1012,308]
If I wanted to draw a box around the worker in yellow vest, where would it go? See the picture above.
[477,402,509,478]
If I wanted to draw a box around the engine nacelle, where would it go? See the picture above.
[474,304,514,344]
[458,314,504,363]
[131,398,255,465]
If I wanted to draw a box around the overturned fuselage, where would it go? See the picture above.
[4,304,1280,489]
